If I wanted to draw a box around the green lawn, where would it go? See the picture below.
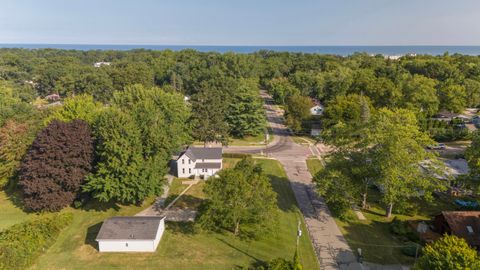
[192,129,274,147]
[0,190,31,230]
[291,136,316,145]
[164,178,206,209]
[27,158,319,270]
[306,158,323,176]
[228,131,272,146]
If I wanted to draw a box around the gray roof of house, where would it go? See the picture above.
[182,147,222,161]
[96,216,164,241]
[195,162,222,169]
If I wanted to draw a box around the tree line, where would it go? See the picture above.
[1,48,480,212]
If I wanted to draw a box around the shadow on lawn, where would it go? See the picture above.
[339,218,415,265]
[216,237,264,268]
[166,221,196,235]
[85,222,103,251]
[81,199,120,212]
[268,174,297,213]
[4,186,29,212]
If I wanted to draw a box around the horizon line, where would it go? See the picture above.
[1,43,480,47]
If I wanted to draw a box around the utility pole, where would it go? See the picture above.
[296,220,302,249]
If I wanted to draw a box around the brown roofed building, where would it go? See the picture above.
[433,211,480,250]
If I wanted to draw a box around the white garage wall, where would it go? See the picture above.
[153,218,165,250]
[98,240,155,252]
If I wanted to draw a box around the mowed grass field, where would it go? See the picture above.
[22,158,320,270]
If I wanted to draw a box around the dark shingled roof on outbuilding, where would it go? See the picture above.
[96,216,165,240]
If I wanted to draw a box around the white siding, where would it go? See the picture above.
[177,155,222,178]
[98,240,155,252]
[177,154,196,178]
[152,218,165,250]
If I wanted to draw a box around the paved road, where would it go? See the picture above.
[225,91,356,270]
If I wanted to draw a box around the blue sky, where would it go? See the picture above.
[1,0,479,45]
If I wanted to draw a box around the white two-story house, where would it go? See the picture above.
[176,147,223,179]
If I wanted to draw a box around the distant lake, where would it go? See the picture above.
[1,44,480,56]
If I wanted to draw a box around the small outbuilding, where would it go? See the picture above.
[433,211,480,250]
[96,216,165,252]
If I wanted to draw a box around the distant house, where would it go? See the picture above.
[433,211,480,250]
[310,99,324,116]
[432,111,470,122]
[45,93,61,102]
[93,61,111,68]
[176,146,223,178]
[96,216,165,252]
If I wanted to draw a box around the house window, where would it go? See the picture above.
[189,168,191,174]
[182,168,185,174]
[188,159,191,164]
[126,243,128,247]
[202,159,204,162]
[182,159,185,164]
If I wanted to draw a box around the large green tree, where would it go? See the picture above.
[368,108,445,217]
[401,74,439,116]
[84,108,151,203]
[113,84,191,185]
[266,77,300,105]
[464,78,480,107]
[438,82,467,113]
[284,95,312,133]
[415,235,480,270]
[200,158,277,238]
[226,78,266,137]
[45,94,103,125]
[0,120,38,188]
[0,81,34,126]
[191,79,231,145]
[349,69,401,108]
[465,131,480,180]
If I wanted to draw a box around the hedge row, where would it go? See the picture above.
[0,212,73,270]
[222,153,252,159]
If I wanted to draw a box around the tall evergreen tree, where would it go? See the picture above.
[191,80,231,145]
[226,79,266,137]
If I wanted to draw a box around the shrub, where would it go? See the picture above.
[401,242,421,257]
[415,235,480,270]
[390,217,409,235]
[222,153,252,159]
[0,213,73,270]
[390,217,420,243]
